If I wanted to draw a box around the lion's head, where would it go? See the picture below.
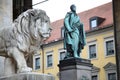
[14,9,52,43]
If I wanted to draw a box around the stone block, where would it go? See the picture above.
[0,72,55,80]
[58,57,93,80]
[4,58,16,75]
[0,57,5,77]
[0,0,12,28]
[0,57,16,77]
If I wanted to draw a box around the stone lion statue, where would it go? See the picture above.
[0,9,52,73]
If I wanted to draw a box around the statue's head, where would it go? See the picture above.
[70,4,76,13]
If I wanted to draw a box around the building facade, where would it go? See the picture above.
[33,2,117,80]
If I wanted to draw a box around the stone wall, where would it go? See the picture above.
[0,73,55,80]
[0,0,13,77]
[0,57,16,77]
[0,57,5,77]
[0,0,12,28]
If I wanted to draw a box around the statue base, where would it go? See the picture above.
[0,57,16,77]
[58,57,93,80]
[0,72,55,80]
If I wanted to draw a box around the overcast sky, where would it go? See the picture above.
[33,0,112,22]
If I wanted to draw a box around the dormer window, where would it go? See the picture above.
[90,16,105,29]
[91,19,97,28]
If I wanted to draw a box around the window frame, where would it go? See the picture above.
[91,66,100,80]
[108,72,117,80]
[91,19,97,28]
[89,16,105,29]
[104,36,115,57]
[90,17,98,29]
[46,51,53,68]
[61,27,65,38]
[35,57,40,70]
[104,62,117,80]
[89,44,96,59]
[92,75,98,80]
[33,54,41,70]
[87,40,98,59]
[58,49,66,61]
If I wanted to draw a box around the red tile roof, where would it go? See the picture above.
[45,2,113,43]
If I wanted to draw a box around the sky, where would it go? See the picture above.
[33,0,112,22]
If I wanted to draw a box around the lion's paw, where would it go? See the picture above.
[17,67,32,73]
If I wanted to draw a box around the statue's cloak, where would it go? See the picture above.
[64,12,86,54]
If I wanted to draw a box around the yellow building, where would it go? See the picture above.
[33,2,116,80]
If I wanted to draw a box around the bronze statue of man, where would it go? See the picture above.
[64,4,86,58]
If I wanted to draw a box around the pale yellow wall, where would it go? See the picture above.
[43,42,63,80]
[81,29,116,80]
[33,28,116,80]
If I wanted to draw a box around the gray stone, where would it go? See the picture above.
[0,57,16,77]
[0,57,5,77]
[4,58,16,76]
[0,72,55,80]
[58,58,92,80]
[0,0,12,28]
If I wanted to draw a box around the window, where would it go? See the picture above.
[87,40,97,59]
[60,51,66,60]
[108,73,116,80]
[47,55,52,67]
[92,75,98,80]
[89,44,96,59]
[104,62,117,80]
[106,40,114,56]
[91,19,97,28]
[90,16,105,29]
[35,57,40,69]
[59,49,66,61]
[33,54,40,70]
[92,66,100,80]
[46,51,53,68]
[61,27,64,38]
[104,37,115,56]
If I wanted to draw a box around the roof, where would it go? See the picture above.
[45,2,113,43]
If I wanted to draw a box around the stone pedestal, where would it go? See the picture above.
[0,72,55,80]
[0,57,16,77]
[58,58,93,80]
[0,57,5,77]
[4,58,16,75]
